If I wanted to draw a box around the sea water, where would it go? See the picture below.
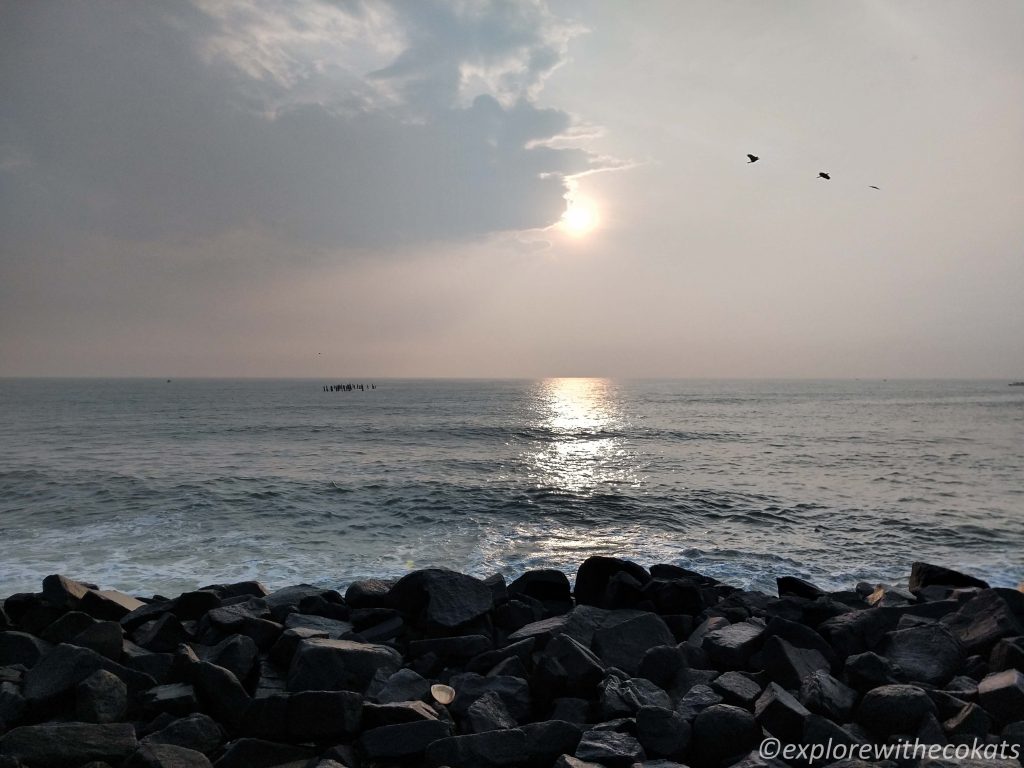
[0,378,1020,595]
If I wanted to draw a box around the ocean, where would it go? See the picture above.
[0,378,1020,597]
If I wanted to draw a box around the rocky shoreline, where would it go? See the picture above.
[0,559,1022,768]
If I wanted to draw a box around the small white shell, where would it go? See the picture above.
[430,683,456,705]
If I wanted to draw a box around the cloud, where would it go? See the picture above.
[0,0,604,251]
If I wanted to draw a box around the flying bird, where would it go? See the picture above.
[747,154,759,163]
[869,185,880,190]
[818,172,831,180]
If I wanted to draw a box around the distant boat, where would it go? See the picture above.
[1010,381,1024,387]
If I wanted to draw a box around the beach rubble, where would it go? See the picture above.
[0,559,1019,767]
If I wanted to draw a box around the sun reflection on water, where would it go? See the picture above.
[527,377,636,495]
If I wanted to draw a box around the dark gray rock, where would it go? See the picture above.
[978,669,1024,724]
[362,699,438,728]
[762,616,838,668]
[287,637,401,693]
[409,635,492,664]
[881,623,963,685]
[674,684,722,721]
[636,705,690,759]
[281,613,352,638]
[286,690,362,740]
[447,673,531,720]
[944,591,1024,656]
[691,704,761,768]
[0,681,26,730]
[575,729,645,768]
[592,613,675,675]
[638,645,686,691]
[990,636,1024,673]
[425,728,527,767]
[360,719,452,760]
[943,702,992,744]
[910,562,990,593]
[509,570,573,611]
[755,682,810,743]
[777,576,826,600]
[80,589,146,621]
[205,599,282,650]
[643,578,705,616]
[41,574,95,608]
[599,674,671,719]
[0,722,137,767]
[39,611,97,644]
[344,578,396,609]
[550,697,591,723]
[574,557,651,608]
[713,670,763,708]
[191,662,250,730]
[202,634,258,684]
[539,634,606,697]
[799,670,857,722]
[857,684,937,736]
[213,738,315,768]
[72,621,124,661]
[523,720,583,767]
[23,643,153,704]
[142,713,223,755]
[844,651,903,690]
[762,634,830,688]
[388,568,494,630]
[123,744,213,768]
[134,615,189,653]
[76,668,128,723]
[702,621,764,669]
[140,683,198,717]
[372,667,431,703]
[0,632,50,668]
[468,690,518,732]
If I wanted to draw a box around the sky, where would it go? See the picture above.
[2,0,1022,378]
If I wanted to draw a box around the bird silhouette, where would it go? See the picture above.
[747,154,759,163]
[869,185,880,190]
[818,172,831,180]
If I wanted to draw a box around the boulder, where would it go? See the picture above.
[360,719,452,760]
[690,704,761,768]
[522,720,583,767]
[141,713,223,755]
[123,744,213,768]
[202,634,258,684]
[539,635,605,697]
[344,579,396,609]
[754,682,810,743]
[712,670,763,708]
[598,674,671,719]
[943,702,992,744]
[76,669,128,723]
[509,570,573,612]
[0,632,51,668]
[139,683,198,717]
[574,729,645,768]
[592,614,675,675]
[574,557,651,608]
[287,637,401,693]
[943,591,1024,656]
[388,569,494,630]
[910,563,990,593]
[799,670,857,722]
[23,643,153,704]
[362,700,438,729]
[191,662,250,731]
[73,622,124,661]
[702,621,764,669]
[425,728,527,767]
[467,691,518,732]
[844,651,902,690]
[447,673,531,721]
[762,635,830,688]
[977,669,1024,724]
[409,635,492,664]
[636,705,690,759]
[0,722,137,767]
[133,615,189,653]
[286,690,362,740]
[777,577,826,600]
[674,684,723,721]
[0,681,26,729]
[857,684,937,736]
[213,738,315,768]
[372,667,431,704]
[881,624,963,685]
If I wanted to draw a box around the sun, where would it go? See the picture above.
[560,199,599,237]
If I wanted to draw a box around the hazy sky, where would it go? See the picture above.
[2,0,1022,378]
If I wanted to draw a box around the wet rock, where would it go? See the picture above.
[41,575,96,608]
[857,684,937,736]
[388,568,494,630]
[425,728,527,767]
[943,702,992,743]
[201,634,258,685]
[638,645,686,691]
[910,562,990,593]
[642,578,705,616]
[123,744,212,768]
[702,621,764,669]
[81,590,146,621]
[409,634,492,664]
[777,577,826,600]
[509,570,573,614]
[762,635,830,688]
[799,670,857,722]
[755,682,810,743]
[344,579,396,609]
[360,719,452,760]
[538,634,605,697]
[134,615,189,654]
[286,690,362,740]
[40,611,96,644]
[24,643,153,704]
[204,599,281,650]
[636,705,690,759]
[467,637,536,674]
[575,729,645,767]
[550,697,591,723]
[881,623,963,685]
[141,713,223,755]
[72,622,124,661]
[447,672,531,721]
[977,669,1024,724]
[282,613,352,638]
[0,681,26,729]
[468,690,518,732]
[593,614,675,675]
[944,591,1024,656]
[844,651,902,690]
[287,637,401,693]
[76,669,128,723]
[713,670,763,708]
[691,704,761,768]
[574,557,651,608]
[362,699,438,729]
[989,636,1024,673]
[0,722,137,767]
[762,616,838,667]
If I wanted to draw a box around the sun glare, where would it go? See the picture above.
[560,199,598,237]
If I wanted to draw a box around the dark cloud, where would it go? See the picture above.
[0,1,598,250]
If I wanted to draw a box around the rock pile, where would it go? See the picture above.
[0,559,1021,767]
